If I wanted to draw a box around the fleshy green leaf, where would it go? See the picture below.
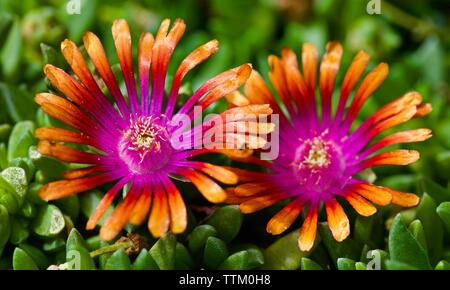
[355,262,367,270]
[104,248,131,270]
[1,166,28,211]
[13,247,38,270]
[385,260,418,270]
[218,250,249,270]
[6,121,35,162]
[436,202,450,234]
[187,224,218,253]
[301,257,323,270]
[388,214,431,269]
[66,228,96,270]
[9,217,29,245]
[0,204,11,257]
[337,258,356,270]
[19,243,50,269]
[32,204,65,237]
[203,236,228,269]
[133,249,158,270]
[408,220,427,251]
[263,230,306,270]
[434,260,450,270]
[80,190,113,226]
[150,233,176,270]
[416,194,443,264]
[319,222,360,265]
[206,205,242,243]
[175,242,194,270]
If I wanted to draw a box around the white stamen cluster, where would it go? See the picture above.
[301,137,331,169]
[124,116,169,163]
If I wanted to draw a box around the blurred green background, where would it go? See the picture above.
[0,0,450,270]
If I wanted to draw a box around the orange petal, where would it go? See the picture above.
[60,39,116,117]
[83,31,129,116]
[222,166,269,182]
[36,93,99,134]
[225,91,250,107]
[181,162,238,185]
[150,19,186,114]
[363,128,432,156]
[35,127,92,145]
[44,64,102,115]
[345,63,389,127]
[148,181,170,238]
[37,140,101,164]
[267,198,304,235]
[212,149,254,159]
[165,39,219,115]
[86,179,129,230]
[129,184,152,226]
[415,103,432,117]
[40,173,116,201]
[239,193,285,213]
[178,66,247,115]
[298,204,318,251]
[235,182,275,197]
[325,199,350,242]
[344,191,377,217]
[62,166,102,179]
[281,47,310,113]
[224,188,252,204]
[225,121,275,135]
[302,43,318,95]
[268,55,293,113]
[218,104,273,122]
[350,183,392,206]
[359,150,420,170]
[371,106,417,135]
[138,32,154,110]
[198,64,252,110]
[100,185,140,240]
[112,19,139,113]
[244,70,276,106]
[177,39,218,80]
[371,92,423,124]
[381,187,420,207]
[335,50,370,121]
[163,178,187,233]
[176,169,226,203]
[319,41,342,121]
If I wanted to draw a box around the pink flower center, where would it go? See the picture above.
[118,115,173,173]
[292,134,347,193]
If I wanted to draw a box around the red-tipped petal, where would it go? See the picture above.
[100,185,140,240]
[40,173,117,201]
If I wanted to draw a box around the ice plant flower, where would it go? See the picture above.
[226,42,432,251]
[34,19,271,241]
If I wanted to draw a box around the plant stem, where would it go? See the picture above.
[89,240,134,258]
